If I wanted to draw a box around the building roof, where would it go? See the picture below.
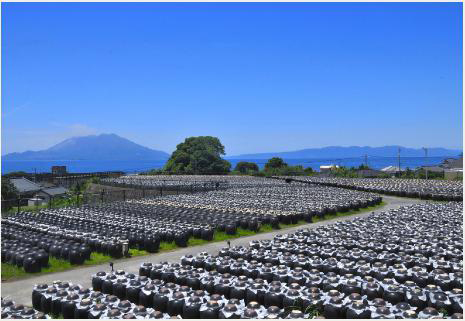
[419,166,444,173]
[320,165,339,169]
[10,178,42,193]
[39,181,56,188]
[39,187,69,196]
[381,165,404,172]
[442,157,463,169]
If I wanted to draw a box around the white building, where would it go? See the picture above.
[381,165,404,174]
[320,165,340,172]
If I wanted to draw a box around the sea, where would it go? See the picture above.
[1,156,451,174]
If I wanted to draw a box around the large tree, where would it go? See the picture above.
[1,178,19,211]
[164,136,231,174]
[234,162,259,174]
[2,177,18,200]
[264,157,288,171]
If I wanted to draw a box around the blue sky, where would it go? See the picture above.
[2,2,462,156]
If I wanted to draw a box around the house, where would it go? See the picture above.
[417,166,445,173]
[52,166,67,175]
[441,157,463,169]
[28,198,45,207]
[35,187,69,203]
[39,181,56,188]
[320,165,339,172]
[381,166,404,174]
[10,177,42,196]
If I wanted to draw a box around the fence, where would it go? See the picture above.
[1,183,223,217]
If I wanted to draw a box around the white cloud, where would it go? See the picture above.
[2,123,100,155]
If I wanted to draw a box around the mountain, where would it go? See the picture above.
[2,134,170,161]
[227,146,463,159]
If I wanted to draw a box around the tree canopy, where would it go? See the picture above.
[164,136,231,174]
[264,157,288,171]
[2,178,18,200]
[234,161,259,174]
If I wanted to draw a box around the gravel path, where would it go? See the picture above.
[1,195,426,306]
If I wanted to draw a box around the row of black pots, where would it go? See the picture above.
[138,259,463,314]
[32,281,165,319]
[33,278,294,319]
[1,298,49,319]
[1,239,49,273]
[91,269,288,318]
[292,177,463,201]
[213,247,463,286]
[2,224,93,265]
[180,252,463,292]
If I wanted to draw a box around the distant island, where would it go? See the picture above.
[226,146,462,159]
[2,134,170,161]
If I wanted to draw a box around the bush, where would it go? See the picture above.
[234,162,259,174]
[264,157,287,171]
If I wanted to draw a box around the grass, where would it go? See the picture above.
[159,242,179,252]
[312,201,386,223]
[1,252,113,282]
[279,220,308,229]
[2,201,386,282]
[128,248,150,257]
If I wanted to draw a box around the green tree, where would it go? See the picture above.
[1,178,18,200]
[2,178,19,211]
[358,163,370,170]
[234,162,259,174]
[264,157,287,171]
[304,167,314,175]
[164,136,231,174]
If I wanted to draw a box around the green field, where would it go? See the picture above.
[2,201,385,281]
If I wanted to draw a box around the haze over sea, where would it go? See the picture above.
[2,157,450,174]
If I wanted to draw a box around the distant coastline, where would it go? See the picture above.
[2,156,452,174]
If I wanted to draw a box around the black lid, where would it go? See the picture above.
[376,307,390,315]
[133,305,147,313]
[224,303,238,312]
[118,300,131,308]
[106,295,118,302]
[122,313,136,319]
[108,308,121,317]
[267,306,281,314]
[93,303,107,311]
[150,311,164,319]
[244,309,258,318]
[67,293,79,300]
[207,300,220,308]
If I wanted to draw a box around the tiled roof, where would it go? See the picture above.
[10,178,42,193]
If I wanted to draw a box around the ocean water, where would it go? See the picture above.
[1,156,450,174]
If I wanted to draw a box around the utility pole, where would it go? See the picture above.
[423,147,428,180]
[397,148,401,178]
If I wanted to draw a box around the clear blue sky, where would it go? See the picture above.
[2,2,462,156]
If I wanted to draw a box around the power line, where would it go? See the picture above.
[397,147,401,177]
[423,147,428,180]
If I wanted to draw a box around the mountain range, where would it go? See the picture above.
[2,134,461,161]
[226,146,462,159]
[2,134,170,161]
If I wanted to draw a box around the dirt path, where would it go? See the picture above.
[1,195,426,306]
